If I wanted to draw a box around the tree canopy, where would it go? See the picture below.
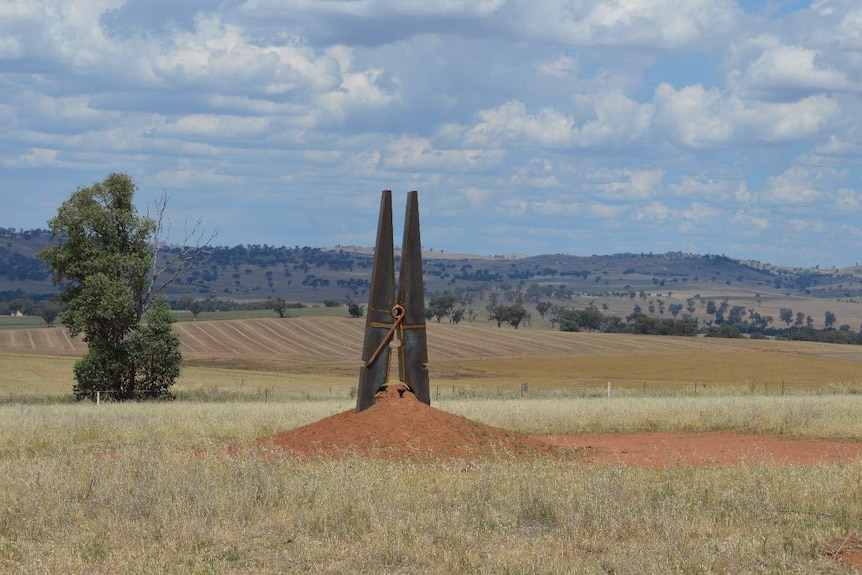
[37,173,202,401]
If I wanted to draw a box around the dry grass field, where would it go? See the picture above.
[2,319,862,573]
[0,398,861,574]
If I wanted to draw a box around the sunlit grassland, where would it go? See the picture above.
[452,351,862,393]
[0,355,75,399]
[0,400,861,574]
[0,354,357,402]
[0,315,46,330]
[440,395,862,438]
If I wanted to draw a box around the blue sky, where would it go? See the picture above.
[2,0,861,267]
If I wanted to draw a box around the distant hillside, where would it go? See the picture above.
[4,227,862,330]
[3,227,861,302]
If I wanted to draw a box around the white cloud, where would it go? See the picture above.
[460,188,491,205]
[146,15,343,95]
[682,202,721,221]
[596,169,664,201]
[497,197,527,217]
[788,218,824,233]
[465,101,576,148]
[732,37,849,98]
[836,187,862,211]
[761,169,818,205]
[752,94,842,142]
[157,115,271,138]
[815,134,862,157]
[759,165,848,205]
[578,92,653,147]
[654,83,841,147]
[538,55,579,79]
[463,94,652,150]
[533,199,582,216]
[243,0,505,19]
[653,83,737,148]
[314,66,401,124]
[669,175,738,200]
[735,181,753,203]
[590,203,628,219]
[633,201,672,222]
[731,212,770,231]
[2,148,58,168]
[381,136,505,172]
[153,158,243,188]
[0,35,23,58]
[506,0,742,50]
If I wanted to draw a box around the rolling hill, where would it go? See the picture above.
[4,227,862,331]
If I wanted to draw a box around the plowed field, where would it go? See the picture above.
[2,317,862,389]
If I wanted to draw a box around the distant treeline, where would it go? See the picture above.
[553,305,862,345]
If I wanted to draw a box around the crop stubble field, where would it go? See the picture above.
[4,316,862,395]
[1,318,862,573]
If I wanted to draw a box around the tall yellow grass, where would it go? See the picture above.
[1,440,859,573]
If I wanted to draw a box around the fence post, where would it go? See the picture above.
[607,381,611,398]
[96,391,100,405]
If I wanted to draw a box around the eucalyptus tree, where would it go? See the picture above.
[38,173,212,401]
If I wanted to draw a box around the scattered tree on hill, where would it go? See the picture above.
[37,173,213,401]
[37,300,60,327]
[728,305,747,325]
[535,301,552,319]
[706,323,742,338]
[273,297,288,318]
[426,292,460,323]
[631,313,698,336]
[491,304,528,329]
[347,302,364,318]
[450,308,465,324]
[178,296,204,319]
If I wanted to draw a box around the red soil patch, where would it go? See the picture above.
[540,431,862,468]
[826,536,862,567]
[254,386,562,460]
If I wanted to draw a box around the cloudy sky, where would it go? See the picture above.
[2,0,861,267]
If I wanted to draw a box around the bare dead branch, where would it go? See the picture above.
[144,192,219,312]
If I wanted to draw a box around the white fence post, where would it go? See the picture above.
[96,391,100,405]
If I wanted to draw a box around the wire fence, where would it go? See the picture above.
[1,379,861,405]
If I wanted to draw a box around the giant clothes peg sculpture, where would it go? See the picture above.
[356,190,430,412]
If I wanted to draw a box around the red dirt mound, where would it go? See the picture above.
[254,385,563,460]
